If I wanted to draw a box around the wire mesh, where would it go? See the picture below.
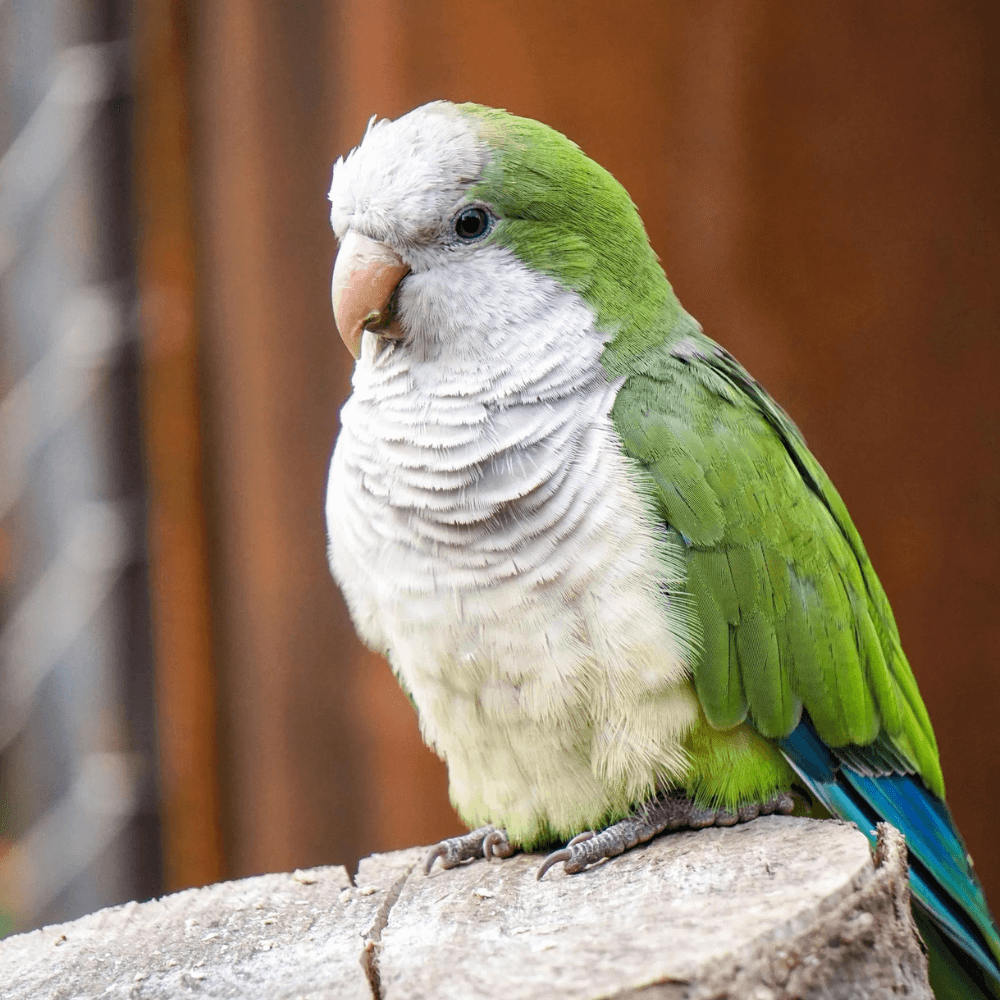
[0,0,160,934]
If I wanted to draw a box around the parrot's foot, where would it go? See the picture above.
[423,824,516,874]
[536,790,795,880]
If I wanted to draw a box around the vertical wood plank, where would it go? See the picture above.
[133,0,225,890]
[193,1,377,876]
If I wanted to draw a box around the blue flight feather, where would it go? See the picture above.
[779,717,1000,997]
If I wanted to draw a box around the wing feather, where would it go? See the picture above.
[609,319,942,795]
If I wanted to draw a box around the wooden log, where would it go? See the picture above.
[0,817,931,999]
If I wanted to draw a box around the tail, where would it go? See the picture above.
[780,717,1000,1000]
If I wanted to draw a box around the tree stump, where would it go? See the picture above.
[0,816,931,999]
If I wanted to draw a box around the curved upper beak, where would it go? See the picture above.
[331,231,410,359]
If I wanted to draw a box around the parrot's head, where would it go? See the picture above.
[328,102,680,370]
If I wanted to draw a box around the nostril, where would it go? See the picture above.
[365,278,406,340]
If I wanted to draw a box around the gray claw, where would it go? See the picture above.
[423,843,449,875]
[536,847,573,881]
[483,829,515,862]
[535,830,595,879]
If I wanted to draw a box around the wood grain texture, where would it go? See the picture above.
[134,0,225,892]
[0,820,931,1000]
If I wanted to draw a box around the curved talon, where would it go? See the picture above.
[483,831,499,861]
[567,831,595,848]
[483,830,507,861]
[423,844,449,875]
[536,847,574,881]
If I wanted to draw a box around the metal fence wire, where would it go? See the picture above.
[0,0,160,934]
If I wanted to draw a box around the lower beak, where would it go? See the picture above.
[331,232,410,359]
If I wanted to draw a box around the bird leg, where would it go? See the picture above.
[423,824,517,874]
[536,790,795,880]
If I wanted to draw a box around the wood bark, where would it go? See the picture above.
[0,817,931,999]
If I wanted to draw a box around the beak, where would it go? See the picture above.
[331,231,410,359]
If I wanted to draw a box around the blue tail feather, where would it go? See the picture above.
[780,717,1000,997]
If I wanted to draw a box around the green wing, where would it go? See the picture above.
[609,316,943,797]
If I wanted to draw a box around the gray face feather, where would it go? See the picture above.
[329,104,487,271]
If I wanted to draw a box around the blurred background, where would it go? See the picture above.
[0,0,997,936]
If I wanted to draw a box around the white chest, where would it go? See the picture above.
[325,260,698,842]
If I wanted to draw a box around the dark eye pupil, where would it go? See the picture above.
[456,207,488,240]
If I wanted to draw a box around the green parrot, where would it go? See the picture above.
[324,102,1000,997]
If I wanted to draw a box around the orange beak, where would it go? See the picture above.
[331,232,410,359]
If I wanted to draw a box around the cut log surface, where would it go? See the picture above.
[0,816,931,999]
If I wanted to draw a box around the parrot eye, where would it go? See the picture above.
[454,206,491,241]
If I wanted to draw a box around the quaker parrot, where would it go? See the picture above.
[324,102,1000,997]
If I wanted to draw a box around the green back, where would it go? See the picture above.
[460,104,943,797]
[611,320,942,796]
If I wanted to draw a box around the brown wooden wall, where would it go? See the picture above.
[137,0,1000,902]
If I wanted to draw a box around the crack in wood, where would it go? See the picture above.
[359,863,414,999]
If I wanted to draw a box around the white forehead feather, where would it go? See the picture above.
[328,102,487,248]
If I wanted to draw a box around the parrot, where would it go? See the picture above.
[324,101,1000,998]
